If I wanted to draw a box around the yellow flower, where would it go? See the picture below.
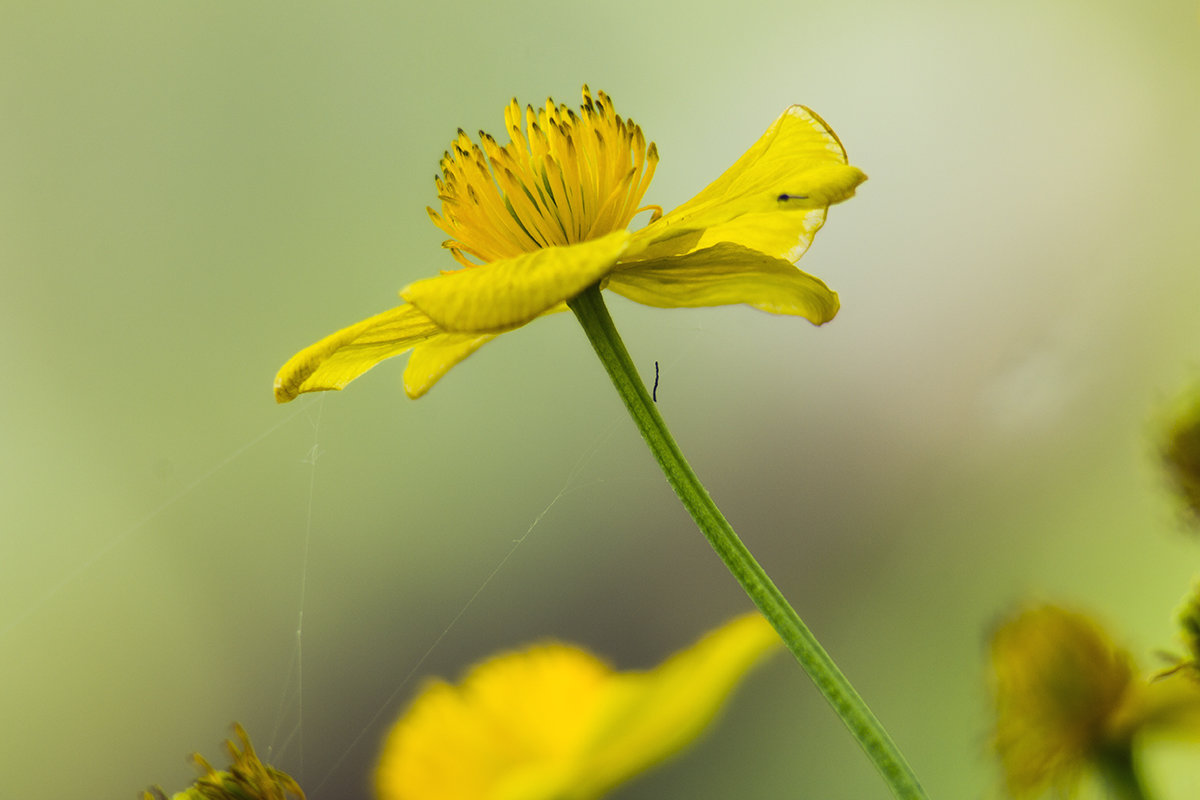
[275,87,865,402]
[989,605,1200,798]
[1163,383,1200,523]
[990,605,1137,797]
[1157,581,1200,680]
[144,724,304,800]
[1179,584,1200,673]
[374,612,779,800]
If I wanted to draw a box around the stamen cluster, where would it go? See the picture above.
[429,85,659,267]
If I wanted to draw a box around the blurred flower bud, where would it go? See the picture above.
[1163,382,1200,523]
[143,724,303,800]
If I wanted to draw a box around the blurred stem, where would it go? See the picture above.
[567,284,929,800]
[1098,747,1150,800]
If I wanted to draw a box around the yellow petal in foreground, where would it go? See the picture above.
[375,613,779,800]
[401,230,630,334]
[274,304,441,402]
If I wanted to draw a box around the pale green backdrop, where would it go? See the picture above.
[3,1,1200,798]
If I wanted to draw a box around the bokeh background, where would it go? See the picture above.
[4,0,1199,798]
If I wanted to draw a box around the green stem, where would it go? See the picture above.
[568,284,928,800]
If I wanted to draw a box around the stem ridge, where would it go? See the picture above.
[568,284,929,800]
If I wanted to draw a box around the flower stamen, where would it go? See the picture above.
[429,85,659,265]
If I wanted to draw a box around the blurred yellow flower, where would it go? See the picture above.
[989,605,1200,799]
[1163,383,1200,524]
[1178,584,1200,674]
[144,724,304,800]
[990,605,1136,797]
[375,612,779,800]
[1157,581,1200,681]
[275,86,865,402]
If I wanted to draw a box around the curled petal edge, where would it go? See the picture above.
[274,304,441,403]
[608,242,840,325]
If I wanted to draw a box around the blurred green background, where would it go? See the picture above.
[3,0,1199,798]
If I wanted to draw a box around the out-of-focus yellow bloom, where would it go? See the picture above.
[144,724,304,800]
[1163,384,1200,523]
[375,612,779,800]
[989,605,1200,798]
[1157,582,1200,681]
[990,605,1136,797]
[1179,585,1200,673]
[275,86,865,402]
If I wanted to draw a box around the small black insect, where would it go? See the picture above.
[777,193,808,202]
[653,361,660,403]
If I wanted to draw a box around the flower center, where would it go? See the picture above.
[428,86,659,267]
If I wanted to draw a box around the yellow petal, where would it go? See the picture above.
[374,613,778,800]
[375,644,611,800]
[626,105,866,264]
[400,230,630,334]
[402,334,495,399]
[273,305,441,403]
[606,242,839,324]
[576,613,779,798]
